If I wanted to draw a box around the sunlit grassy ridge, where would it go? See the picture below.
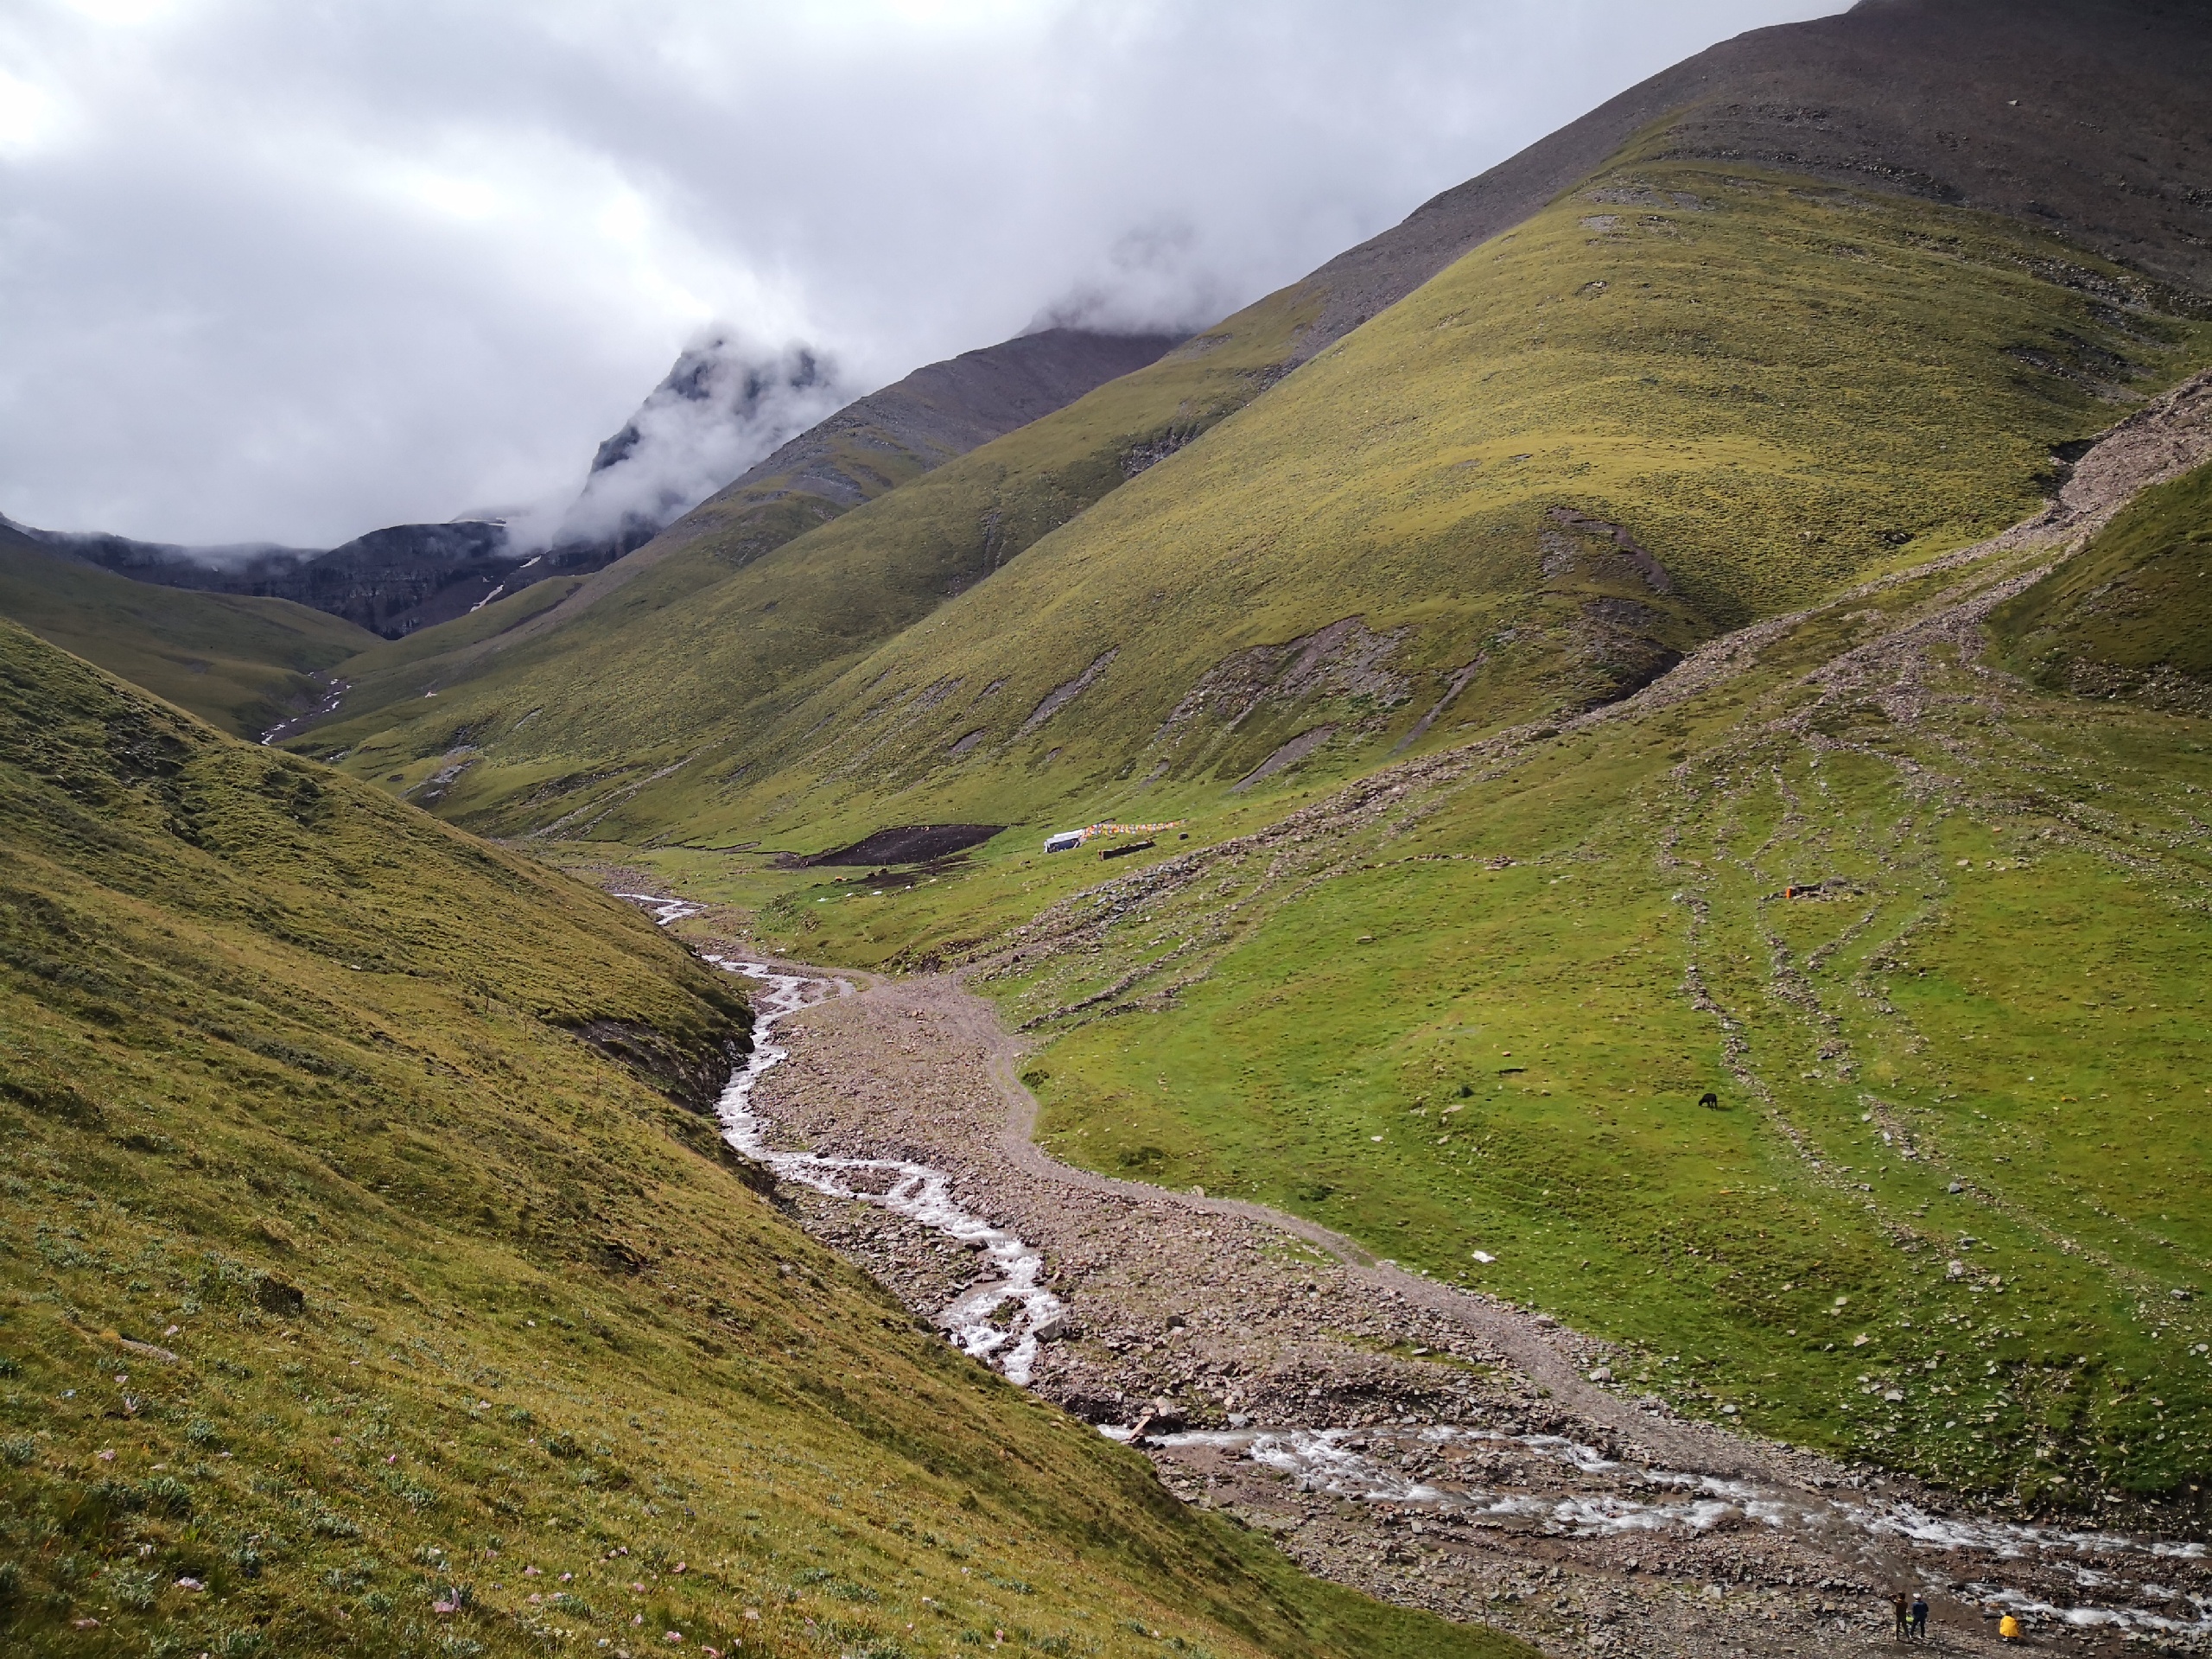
[677,158,2209,844]
[308,151,2211,855]
[298,291,1315,831]
[1991,455,2212,709]
[0,620,1518,1659]
[0,536,373,738]
[689,529,2212,1509]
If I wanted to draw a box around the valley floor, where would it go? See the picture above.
[607,904,2210,1657]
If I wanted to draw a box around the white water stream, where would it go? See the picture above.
[614,893,2209,1637]
[1115,1423,2212,1635]
[613,895,1067,1387]
[708,962,1065,1385]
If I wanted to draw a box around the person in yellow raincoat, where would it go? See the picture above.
[1999,1612,2024,1642]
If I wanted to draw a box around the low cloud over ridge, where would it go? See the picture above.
[0,0,1845,547]
[518,331,848,556]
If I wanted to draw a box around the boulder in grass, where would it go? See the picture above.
[254,1277,305,1317]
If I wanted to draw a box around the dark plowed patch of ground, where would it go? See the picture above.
[791,823,1005,868]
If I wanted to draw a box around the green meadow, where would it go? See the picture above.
[0,620,1517,1659]
[635,518,2212,1509]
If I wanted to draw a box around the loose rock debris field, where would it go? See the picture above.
[607,895,2211,1659]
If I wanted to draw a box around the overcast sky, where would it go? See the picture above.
[0,0,1845,548]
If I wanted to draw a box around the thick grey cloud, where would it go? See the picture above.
[0,0,1845,546]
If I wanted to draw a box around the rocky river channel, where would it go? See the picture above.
[612,893,2211,1657]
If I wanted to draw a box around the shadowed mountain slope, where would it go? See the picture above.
[0,616,1519,1659]
[10,513,524,639]
[1305,0,2212,349]
[0,524,375,737]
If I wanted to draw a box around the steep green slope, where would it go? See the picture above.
[295,0,2212,851]
[320,574,588,743]
[696,461,2212,1511]
[0,533,373,737]
[1991,456,2212,711]
[0,620,1518,1659]
[352,149,2211,850]
[305,329,1185,737]
[300,293,1313,821]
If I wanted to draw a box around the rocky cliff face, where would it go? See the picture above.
[550,336,844,563]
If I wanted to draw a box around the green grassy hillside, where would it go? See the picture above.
[658,505,2212,1514]
[308,333,1186,736]
[1991,456,2212,711]
[312,147,2212,853]
[316,574,588,741]
[296,290,1315,824]
[239,4,2212,1524]
[0,619,1518,1659]
[0,534,373,738]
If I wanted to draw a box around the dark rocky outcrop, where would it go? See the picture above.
[566,1016,747,1119]
[6,514,557,639]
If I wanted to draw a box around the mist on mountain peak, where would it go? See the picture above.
[516,330,849,556]
[1027,218,1244,340]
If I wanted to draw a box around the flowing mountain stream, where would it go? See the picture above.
[712,962,1066,1386]
[614,895,2209,1651]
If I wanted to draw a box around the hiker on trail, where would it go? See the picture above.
[1891,1591,1910,1637]
[1999,1611,2024,1643]
[1911,1594,1929,1639]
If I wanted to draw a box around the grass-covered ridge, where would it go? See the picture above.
[295,334,1189,742]
[295,288,1317,830]
[0,619,1521,1659]
[0,534,373,738]
[1991,455,2212,711]
[701,518,2212,1510]
[309,151,2211,854]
